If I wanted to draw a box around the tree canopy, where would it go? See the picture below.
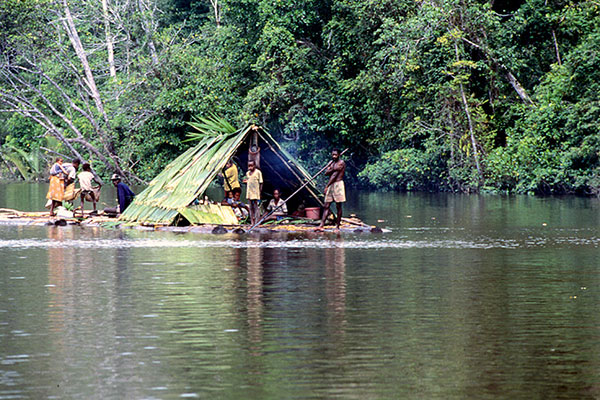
[1,0,599,195]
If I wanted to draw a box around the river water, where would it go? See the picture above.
[1,183,600,399]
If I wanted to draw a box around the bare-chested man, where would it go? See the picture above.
[316,149,346,231]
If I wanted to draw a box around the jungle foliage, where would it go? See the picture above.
[1,0,599,195]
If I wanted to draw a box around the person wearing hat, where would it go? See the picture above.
[111,174,135,214]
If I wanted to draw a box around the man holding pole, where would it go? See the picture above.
[245,148,348,233]
[316,149,346,232]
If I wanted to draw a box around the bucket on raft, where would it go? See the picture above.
[305,207,320,220]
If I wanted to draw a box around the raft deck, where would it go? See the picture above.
[0,209,386,234]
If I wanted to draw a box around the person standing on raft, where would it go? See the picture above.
[316,149,346,231]
[221,159,240,199]
[243,160,262,226]
[46,157,69,216]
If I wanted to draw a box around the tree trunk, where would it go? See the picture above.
[455,42,483,187]
[210,0,221,27]
[101,0,117,78]
[138,0,159,64]
[61,0,133,181]
[552,30,562,66]
[504,70,535,105]
[460,36,535,106]
[62,1,111,131]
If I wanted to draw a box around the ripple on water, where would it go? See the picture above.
[0,237,572,250]
[1,355,30,366]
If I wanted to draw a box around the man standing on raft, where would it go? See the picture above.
[316,149,346,232]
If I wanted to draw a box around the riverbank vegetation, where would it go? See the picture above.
[1,0,599,195]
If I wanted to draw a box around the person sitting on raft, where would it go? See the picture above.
[226,187,249,220]
[291,203,306,218]
[111,174,135,214]
[264,189,287,221]
[77,163,102,216]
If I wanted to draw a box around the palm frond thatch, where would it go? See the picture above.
[120,119,323,226]
[184,114,237,142]
[120,123,251,225]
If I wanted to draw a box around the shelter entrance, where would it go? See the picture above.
[229,129,323,214]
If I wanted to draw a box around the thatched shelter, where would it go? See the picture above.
[120,119,323,226]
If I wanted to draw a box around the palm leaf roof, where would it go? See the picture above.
[120,119,322,225]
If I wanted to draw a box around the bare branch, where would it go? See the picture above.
[0,90,84,160]
[102,0,117,78]
[459,35,535,105]
[209,0,221,27]
[454,41,482,185]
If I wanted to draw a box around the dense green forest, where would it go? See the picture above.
[1,0,599,195]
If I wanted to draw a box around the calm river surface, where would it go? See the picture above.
[1,183,600,399]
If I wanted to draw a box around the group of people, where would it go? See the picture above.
[219,148,346,230]
[46,147,346,229]
[46,157,135,217]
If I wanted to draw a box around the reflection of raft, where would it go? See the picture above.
[0,209,387,234]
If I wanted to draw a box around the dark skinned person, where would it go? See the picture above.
[316,149,346,232]
[243,160,263,226]
[111,174,135,214]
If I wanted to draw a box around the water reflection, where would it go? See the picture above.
[43,227,154,398]
[238,236,348,351]
[12,226,597,398]
[246,245,264,347]
[1,191,600,399]
[324,244,347,341]
[47,227,69,348]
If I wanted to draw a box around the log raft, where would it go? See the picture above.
[0,209,388,234]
